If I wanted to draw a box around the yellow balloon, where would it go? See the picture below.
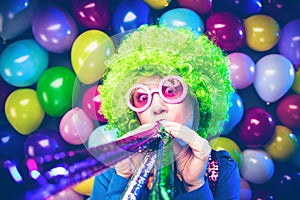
[265,125,298,162]
[143,0,171,9]
[292,70,300,94]
[209,137,242,169]
[72,176,95,196]
[5,88,45,135]
[71,30,115,85]
[244,14,280,51]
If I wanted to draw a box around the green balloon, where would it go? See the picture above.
[37,66,80,117]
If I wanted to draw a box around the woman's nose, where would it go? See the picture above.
[150,93,167,114]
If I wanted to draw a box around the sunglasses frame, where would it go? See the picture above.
[126,75,188,113]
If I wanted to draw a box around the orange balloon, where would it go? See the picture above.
[265,125,298,161]
[244,14,280,51]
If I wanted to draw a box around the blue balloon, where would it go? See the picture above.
[158,8,204,36]
[0,125,26,159]
[0,39,49,87]
[213,0,262,18]
[221,92,244,135]
[112,0,150,34]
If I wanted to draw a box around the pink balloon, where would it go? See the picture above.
[46,188,84,200]
[177,0,212,15]
[240,178,252,200]
[205,12,245,51]
[32,4,78,53]
[82,85,107,123]
[228,52,256,89]
[71,0,111,30]
[238,107,275,148]
[276,94,300,130]
[59,107,94,145]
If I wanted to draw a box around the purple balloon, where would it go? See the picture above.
[278,18,300,65]
[32,4,78,53]
[24,129,69,157]
[71,0,111,30]
[205,12,245,52]
[238,107,275,148]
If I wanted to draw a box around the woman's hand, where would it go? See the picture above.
[160,120,212,192]
[115,123,157,178]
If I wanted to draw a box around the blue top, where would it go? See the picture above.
[90,150,240,200]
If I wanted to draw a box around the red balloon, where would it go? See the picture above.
[238,107,275,148]
[205,11,245,51]
[71,0,111,30]
[276,94,300,130]
[177,0,213,15]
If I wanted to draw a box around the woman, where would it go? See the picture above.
[90,25,240,199]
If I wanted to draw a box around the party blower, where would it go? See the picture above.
[4,122,175,200]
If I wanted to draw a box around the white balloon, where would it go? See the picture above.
[240,149,274,184]
[88,124,118,148]
[253,54,295,103]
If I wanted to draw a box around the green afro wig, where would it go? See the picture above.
[99,25,234,138]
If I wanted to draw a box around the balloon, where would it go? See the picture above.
[72,176,95,196]
[36,66,80,117]
[143,0,171,10]
[278,18,300,66]
[158,8,204,36]
[71,30,115,85]
[0,0,39,41]
[243,14,280,51]
[213,0,262,18]
[227,52,256,89]
[209,137,243,169]
[82,85,107,122]
[47,188,84,200]
[276,94,300,130]
[265,125,298,161]
[59,107,94,145]
[251,189,274,200]
[261,0,300,24]
[253,54,295,103]
[71,0,111,30]
[205,12,245,51]
[292,133,300,168]
[5,88,45,135]
[87,124,117,148]
[32,4,78,53]
[240,149,274,184]
[24,129,69,157]
[0,81,15,111]
[0,39,49,87]
[221,92,244,135]
[177,0,212,15]
[0,125,26,159]
[292,70,300,94]
[111,0,150,34]
[270,166,300,199]
[240,178,252,200]
[238,107,275,148]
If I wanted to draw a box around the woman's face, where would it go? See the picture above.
[132,75,198,129]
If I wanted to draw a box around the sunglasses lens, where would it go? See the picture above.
[129,87,149,109]
[161,77,185,102]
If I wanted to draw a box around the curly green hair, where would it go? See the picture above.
[98,25,234,138]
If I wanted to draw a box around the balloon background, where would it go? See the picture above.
[1,0,300,199]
